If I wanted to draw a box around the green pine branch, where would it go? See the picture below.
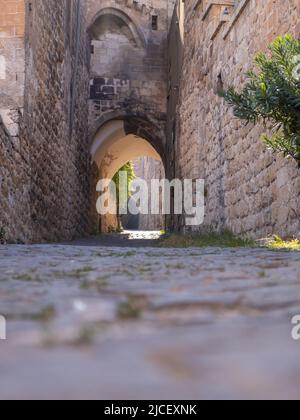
[219,34,300,166]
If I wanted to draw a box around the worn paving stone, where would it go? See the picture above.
[0,234,300,399]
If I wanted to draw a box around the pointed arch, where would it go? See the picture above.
[88,7,146,49]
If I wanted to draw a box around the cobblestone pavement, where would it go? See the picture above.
[0,232,300,400]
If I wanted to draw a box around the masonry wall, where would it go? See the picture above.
[166,0,184,230]
[87,0,175,146]
[1,0,96,243]
[133,156,165,231]
[0,113,31,243]
[0,0,25,128]
[22,0,94,242]
[173,0,300,238]
[0,0,30,242]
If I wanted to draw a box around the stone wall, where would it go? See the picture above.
[0,113,31,243]
[133,156,165,230]
[0,0,30,243]
[0,0,25,132]
[166,0,184,230]
[172,0,300,238]
[22,0,94,242]
[87,0,175,150]
[1,0,96,243]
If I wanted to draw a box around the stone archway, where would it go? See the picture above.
[91,115,166,233]
[91,121,162,180]
[87,1,170,233]
[92,111,166,168]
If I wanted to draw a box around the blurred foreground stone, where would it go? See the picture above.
[0,233,300,400]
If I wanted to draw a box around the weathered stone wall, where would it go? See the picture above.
[166,0,184,230]
[133,156,165,230]
[173,0,300,238]
[1,0,97,243]
[0,113,30,243]
[87,0,175,151]
[22,0,94,242]
[0,0,25,132]
[0,0,30,243]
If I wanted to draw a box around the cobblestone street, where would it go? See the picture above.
[0,232,300,400]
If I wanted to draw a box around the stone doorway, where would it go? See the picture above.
[90,118,166,233]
